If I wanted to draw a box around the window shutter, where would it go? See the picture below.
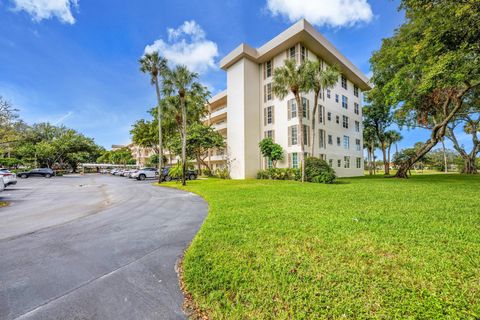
[288,153,291,168]
[307,126,311,146]
[296,124,300,146]
[272,130,275,142]
[307,100,310,120]
[287,100,291,120]
[263,108,267,126]
[263,85,266,103]
[272,106,275,124]
[288,126,291,147]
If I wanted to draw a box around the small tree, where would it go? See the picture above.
[259,138,284,168]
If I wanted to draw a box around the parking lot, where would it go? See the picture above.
[0,175,207,320]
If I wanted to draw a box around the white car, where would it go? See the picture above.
[0,177,5,192]
[0,169,17,188]
[132,168,158,180]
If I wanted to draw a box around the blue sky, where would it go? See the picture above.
[0,0,467,154]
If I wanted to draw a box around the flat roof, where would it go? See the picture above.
[220,19,371,91]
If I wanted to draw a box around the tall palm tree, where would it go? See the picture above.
[139,52,168,183]
[163,65,206,186]
[272,59,309,182]
[363,124,378,175]
[385,130,402,171]
[304,60,339,156]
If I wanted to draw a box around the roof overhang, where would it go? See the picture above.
[220,19,371,91]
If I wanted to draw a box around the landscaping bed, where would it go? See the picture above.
[168,175,480,319]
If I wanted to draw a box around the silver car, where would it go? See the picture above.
[0,169,17,188]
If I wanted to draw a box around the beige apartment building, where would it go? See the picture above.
[205,19,371,179]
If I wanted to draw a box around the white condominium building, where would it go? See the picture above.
[206,19,371,179]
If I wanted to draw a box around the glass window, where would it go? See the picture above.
[343,136,350,149]
[266,60,272,78]
[341,75,347,89]
[327,112,332,121]
[265,130,274,140]
[301,45,307,62]
[356,139,361,151]
[266,83,273,101]
[318,105,324,123]
[302,97,308,118]
[289,46,296,60]
[290,99,297,118]
[327,89,331,99]
[328,135,333,145]
[354,102,360,115]
[336,115,340,124]
[344,156,350,168]
[292,153,298,168]
[337,159,342,167]
[356,157,362,168]
[355,121,360,132]
[303,125,309,145]
[319,129,325,148]
[291,125,298,145]
[337,137,341,146]
[342,115,349,129]
[354,85,359,97]
[266,106,273,124]
[342,95,348,109]
[335,94,339,103]
[329,159,333,167]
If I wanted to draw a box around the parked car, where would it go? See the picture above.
[0,169,17,187]
[0,177,5,192]
[160,167,197,182]
[18,168,54,179]
[132,168,158,180]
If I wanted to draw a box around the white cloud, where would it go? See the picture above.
[52,110,73,125]
[266,0,373,28]
[10,0,78,24]
[144,20,218,74]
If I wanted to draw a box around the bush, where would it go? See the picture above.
[203,167,213,177]
[304,157,336,184]
[256,168,300,181]
[168,163,183,180]
[215,167,231,179]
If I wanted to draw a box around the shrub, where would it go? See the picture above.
[203,167,213,177]
[304,157,336,184]
[168,163,183,180]
[256,168,300,181]
[215,167,231,179]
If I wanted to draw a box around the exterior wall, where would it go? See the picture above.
[226,58,261,179]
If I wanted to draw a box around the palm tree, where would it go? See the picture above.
[162,65,206,186]
[385,130,402,172]
[303,60,339,156]
[139,52,168,183]
[363,124,378,175]
[272,59,309,182]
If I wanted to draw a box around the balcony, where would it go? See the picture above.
[213,121,227,132]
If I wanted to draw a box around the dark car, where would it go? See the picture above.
[18,168,55,178]
[160,167,197,182]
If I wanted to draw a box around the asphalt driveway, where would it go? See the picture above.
[0,175,208,320]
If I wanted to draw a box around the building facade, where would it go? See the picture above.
[208,19,371,179]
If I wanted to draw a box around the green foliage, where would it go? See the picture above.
[256,168,300,181]
[0,157,21,167]
[168,163,183,180]
[258,138,284,168]
[214,167,230,179]
[202,167,213,177]
[304,157,336,184]
[171,175,480,319]
[97,147,134,165]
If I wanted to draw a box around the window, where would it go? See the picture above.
[303,125,310,146]
[291,153,299,168]
[329,159,333,167]
[265,130,275,141]
[343,136,350,149]
[289,125,298,145]
[335,94,339,103]
[354,102,360,115]
[355,121,360,132]
[289,46,296,60]
[342,95,348,109]
[327,89,331,99]
[288,99,297,119]
[342,115,349,129]
[266,158,273,169]
[328,135,333,145]
[318,105,324,123]
[337,137,341,146]
[301,97,310,119]
[263,83,273,102]
[319,129,325,148]
[337,159,342,167]
[264,106,274,125]
[354,85,359,97]
[341,75,347,89]
[344,156,350,168]
[336,115,340,124]
[327,112,332,121]
[265,60,273,78]
[301,45,308,62]
[356,139,361,151]
[356,157,362,169]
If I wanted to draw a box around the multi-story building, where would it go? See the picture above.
[209,19,371,179]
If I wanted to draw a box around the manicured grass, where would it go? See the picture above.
[168,175,480,319]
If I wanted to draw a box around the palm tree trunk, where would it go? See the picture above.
[295,94,305,182]
[381,141,389,175]
[441,138,448,173]
[311,92,319,156]
[387,145,392,172]
[181,96,187,186]
[154,78,163,183]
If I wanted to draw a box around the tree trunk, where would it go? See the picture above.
[196,153,202,176]
[462,156,478,174]
[441,138,448,173]
[154,78,164,184]
[381,141,389,175]
[311,92,319,156]
[387,145,392,171]
[395,91,467,178]
[295,94,305,182]
[181,96,187,186]
[367,149,373,175]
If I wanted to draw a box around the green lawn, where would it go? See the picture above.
[167,175,480,319]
